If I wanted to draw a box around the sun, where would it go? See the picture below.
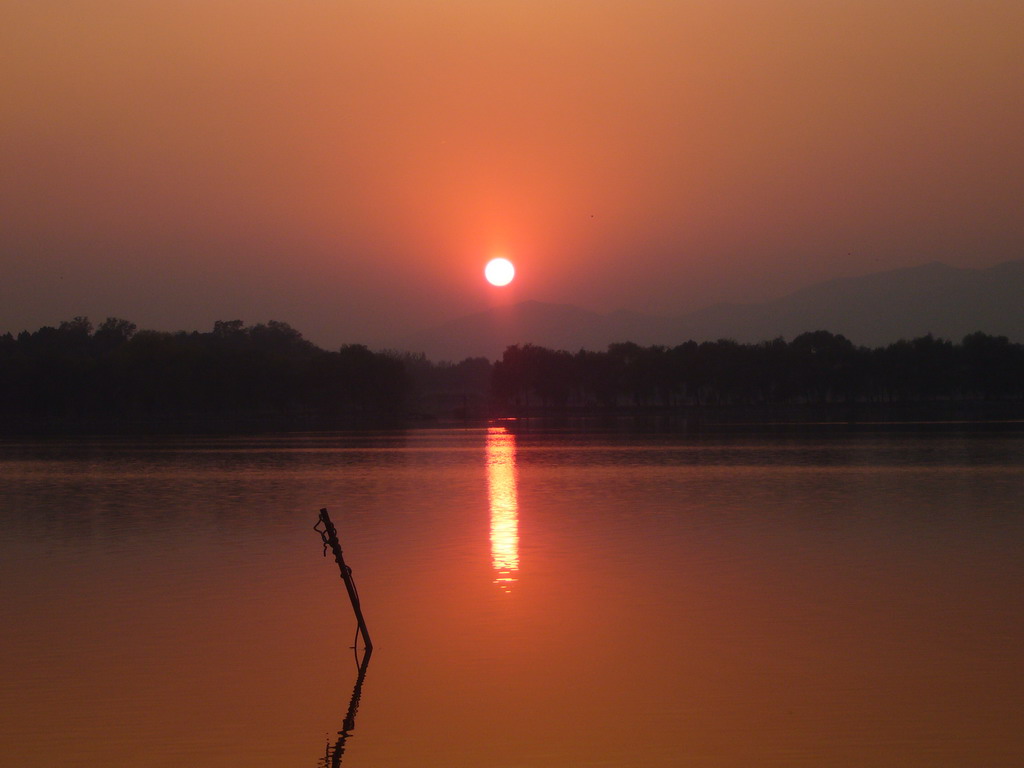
[485,257,515,287]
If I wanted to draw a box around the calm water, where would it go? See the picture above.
[1,427,1022,767]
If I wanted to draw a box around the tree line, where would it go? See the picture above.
[491,331,1024,410]
[0,317,406,429]
[1,319,1022,430]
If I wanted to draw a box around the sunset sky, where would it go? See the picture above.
[3,1,1022,349]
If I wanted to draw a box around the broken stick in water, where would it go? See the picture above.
[315,507,372,651]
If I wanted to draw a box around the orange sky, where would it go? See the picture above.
[3,1,1022,348]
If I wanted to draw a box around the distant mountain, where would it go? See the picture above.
[676,260,1024,347]
[399,301,632,362]
[398,260,1024,361]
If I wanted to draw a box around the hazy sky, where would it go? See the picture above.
[4,1,1022,349]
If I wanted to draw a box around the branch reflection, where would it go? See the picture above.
[319,648,372,768]
[486,426,520,592]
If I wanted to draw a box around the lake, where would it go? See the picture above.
[1,425,1022,767]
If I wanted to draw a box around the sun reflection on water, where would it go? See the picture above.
[486,426,519,592]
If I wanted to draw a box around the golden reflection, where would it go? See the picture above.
[486,426,519,592]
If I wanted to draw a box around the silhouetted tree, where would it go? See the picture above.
[486,332,1024,414]
[789,330,859,402]
[3,318,1023,431]
[962,332,1023,400]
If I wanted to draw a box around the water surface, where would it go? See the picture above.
[1,428,1022,766]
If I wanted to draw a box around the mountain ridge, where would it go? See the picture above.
[398,260,1024,361]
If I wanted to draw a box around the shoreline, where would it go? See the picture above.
[3,400,1024,437]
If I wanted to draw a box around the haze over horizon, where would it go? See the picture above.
[4,1,1022,350]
